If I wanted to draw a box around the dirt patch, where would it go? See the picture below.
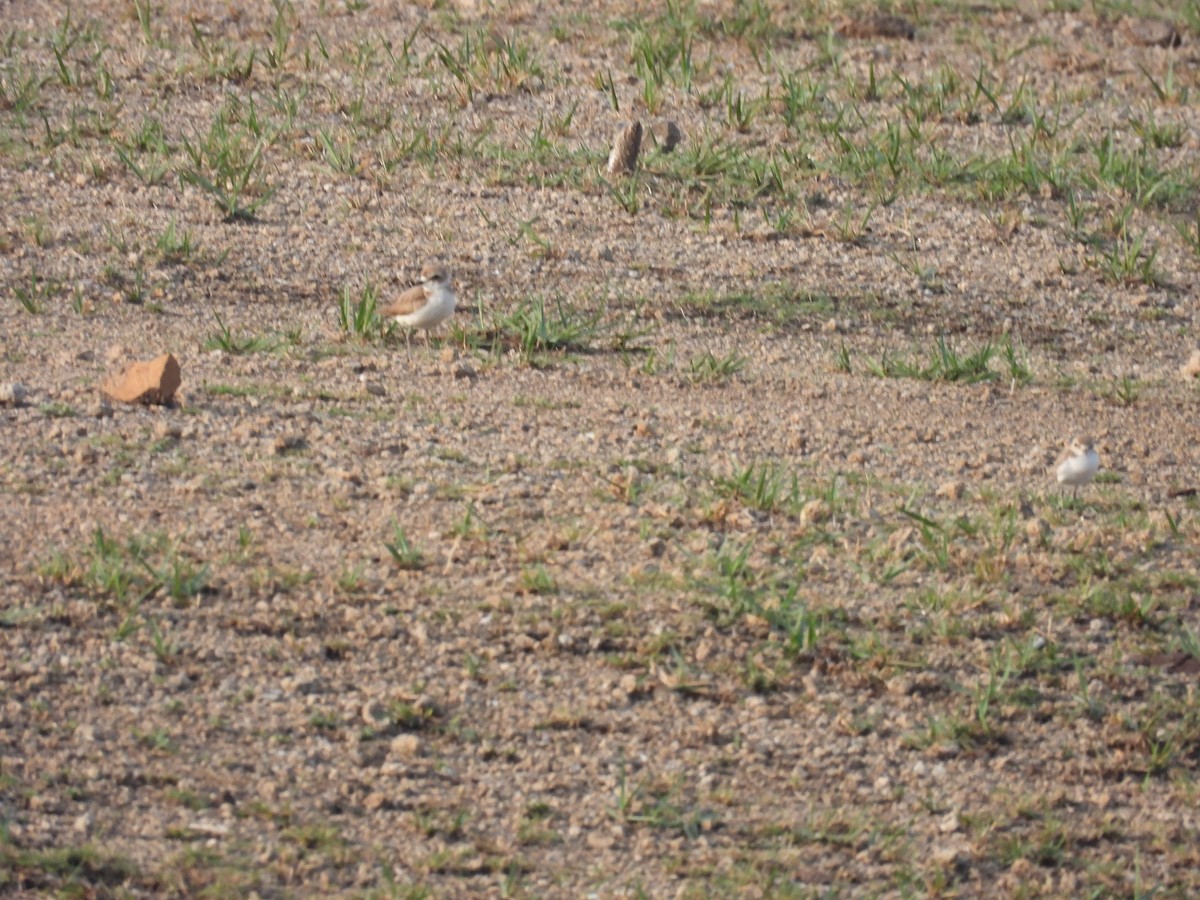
[2,0,1200,895]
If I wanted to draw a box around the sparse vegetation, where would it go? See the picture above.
[203,312,281,354]
[384,522,424,570]
[14,270,57,313]
[2,2,1199,896]
[687,349,746,383]
[179,105,275,221]
[479,295,634,364]
[40,527,209,613]
[865,336,1000,384]
[336,282,384,339]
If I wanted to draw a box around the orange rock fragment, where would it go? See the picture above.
[101,353,181,406]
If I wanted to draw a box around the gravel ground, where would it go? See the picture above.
[2,1,1200,896]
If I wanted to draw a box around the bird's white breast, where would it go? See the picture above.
[1057,449,1099,486]
[396,283,456,329]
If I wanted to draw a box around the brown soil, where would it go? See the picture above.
[2,1,1200,896]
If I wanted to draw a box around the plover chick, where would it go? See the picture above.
[1055,437,1100,498]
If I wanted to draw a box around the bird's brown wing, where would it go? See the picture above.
[378,283,428,318]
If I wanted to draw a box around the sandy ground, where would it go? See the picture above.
[2,0,1200,896]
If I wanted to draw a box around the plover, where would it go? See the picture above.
[378,264,456,349]
[1055,437,1100,498]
